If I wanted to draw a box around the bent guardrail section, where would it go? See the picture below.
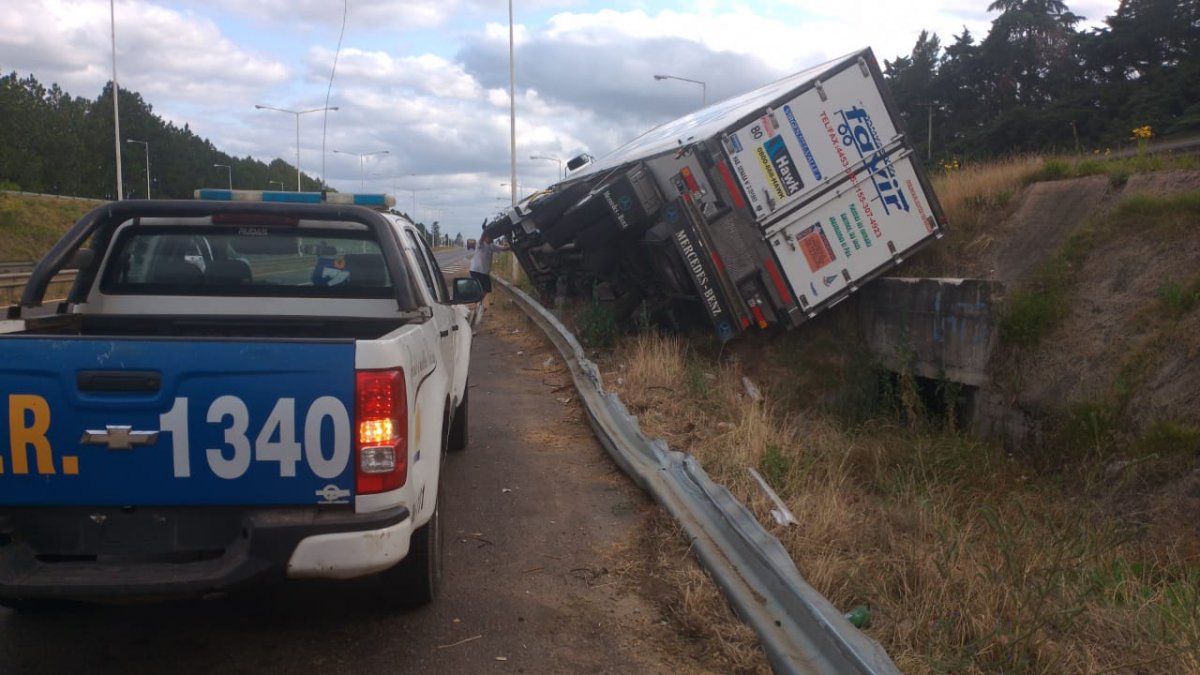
[495,278,900,675]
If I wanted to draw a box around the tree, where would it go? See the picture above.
[980,0,1083,108]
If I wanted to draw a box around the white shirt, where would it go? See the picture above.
[469,241,505,275]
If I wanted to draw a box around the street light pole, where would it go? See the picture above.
[110,0,123,200]
[269,180,284,190]
[126,139,149,198]
[508,0,517,208]
[653,73,707,108]
[918,101,942,162]
[213,163,232,190]
[530,154,563,180]
[332,149,389,191]
[255,104,339,191]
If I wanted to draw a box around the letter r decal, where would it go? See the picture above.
[8,395,55,475]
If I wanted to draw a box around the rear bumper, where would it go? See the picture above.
[0,505,410,602]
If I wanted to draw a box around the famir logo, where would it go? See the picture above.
[834,105,911,217]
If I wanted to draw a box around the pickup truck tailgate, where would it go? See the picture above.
[2,337,356,507]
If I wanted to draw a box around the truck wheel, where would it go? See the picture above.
[378,501,442,607]
[446,387,469,452]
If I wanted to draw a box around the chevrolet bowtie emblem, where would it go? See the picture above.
[80,425,159,450]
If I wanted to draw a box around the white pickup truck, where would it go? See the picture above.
[0,190,480,608]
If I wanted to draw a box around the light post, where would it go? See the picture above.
[255,104,339,191]
[918,101,943,162]
[213,163,232,190]
[332,149,389,191]
[110,0,123,200]
[269,180,284,190]
[126,138,149,198]
[653,73,707,108]
[530,154,563,180]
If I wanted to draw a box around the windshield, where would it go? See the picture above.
[99,224,394,299]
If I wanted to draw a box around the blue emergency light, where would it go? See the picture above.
[193,189,396,210]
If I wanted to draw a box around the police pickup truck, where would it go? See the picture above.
[0,190,480,608]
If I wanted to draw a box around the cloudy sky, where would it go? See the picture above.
[1,0,1120,239]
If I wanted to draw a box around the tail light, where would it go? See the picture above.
[355,369,408,494]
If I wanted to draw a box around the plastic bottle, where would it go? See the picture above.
[845,605,871,629]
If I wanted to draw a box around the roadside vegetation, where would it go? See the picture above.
[599,326,1199,673]
[0,192,97,262]
[534,156,1200,673]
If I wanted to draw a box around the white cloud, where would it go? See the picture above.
[179,0,460,32]
[0,0,287,103]
[309,48,483,100]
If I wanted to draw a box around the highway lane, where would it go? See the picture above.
[0,297,749,674]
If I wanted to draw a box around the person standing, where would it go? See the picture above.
[469,233,508,306]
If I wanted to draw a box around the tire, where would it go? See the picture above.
[377,501,442,607]
[446,387,469,453]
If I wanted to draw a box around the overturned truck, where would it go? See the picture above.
[486,48,948,342]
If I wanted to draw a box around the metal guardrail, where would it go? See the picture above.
[0,270,76,305]
[0,189,105,204]
[495,277,900,675]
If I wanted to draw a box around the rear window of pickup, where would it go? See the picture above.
[100,224,394,299]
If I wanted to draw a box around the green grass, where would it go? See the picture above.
[1020,154,1200,188]
[1157,278,1200,320]
[572,285,617,348]
[0,193,98,261]
[1000,191,1200,350]
[1138,422,1200,456]
[999,229,1092,348]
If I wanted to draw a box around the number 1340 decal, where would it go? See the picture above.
[160,396,351,480]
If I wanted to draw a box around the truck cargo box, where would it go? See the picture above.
[487,47,945,341]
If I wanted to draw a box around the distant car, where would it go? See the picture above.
[466,238,477,250]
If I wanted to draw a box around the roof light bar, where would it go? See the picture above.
[193,189,396,210]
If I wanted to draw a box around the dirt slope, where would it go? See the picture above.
[984,169,1200,435]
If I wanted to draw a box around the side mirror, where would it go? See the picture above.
[67,248,95,270]
[452,277,483,304]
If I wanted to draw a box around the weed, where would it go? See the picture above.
[574,292,616,348]
[760,443,792,487]
[974,502,1100,672]
[1138,422,1200,456]
[1052,402,1120,459]
[1074,159,1107,176]
[936,377,965,433]
[684,362,710,398]
[1157,279,1200,319]
[999,224,1095,350]
[999,285,1066,349]
[1114,191,1200,221]
[1025,158,1072,184]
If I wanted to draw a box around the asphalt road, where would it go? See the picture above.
[0,299,723,674]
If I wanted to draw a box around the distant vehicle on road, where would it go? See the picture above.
[466,238,477,250]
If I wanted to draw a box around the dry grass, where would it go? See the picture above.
[600,329,1200,674]
[633,511,769,674]
[908,156,1046,277]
